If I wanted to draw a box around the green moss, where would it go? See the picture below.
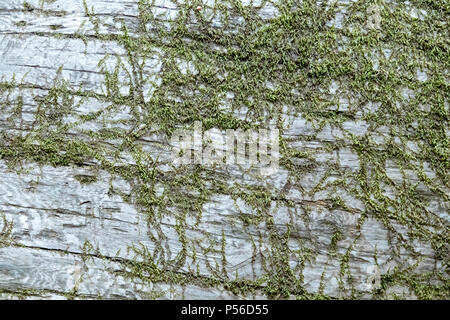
[0,0,448,299]
[0,213,14,248]
[23,2,33,12]
[74,174,98,184]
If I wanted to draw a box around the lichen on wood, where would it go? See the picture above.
[0,0,448,299]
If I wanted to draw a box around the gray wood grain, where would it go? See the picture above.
[0,0,448,299]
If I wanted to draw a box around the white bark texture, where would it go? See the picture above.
[0,0,448,299]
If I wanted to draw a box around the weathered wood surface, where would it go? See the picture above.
[0,0,448,299]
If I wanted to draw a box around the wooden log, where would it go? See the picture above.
[0,0,448,299]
